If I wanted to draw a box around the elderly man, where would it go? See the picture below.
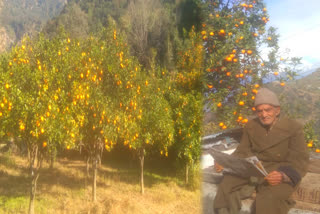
[213,88,309,214]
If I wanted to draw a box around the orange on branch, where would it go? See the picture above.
[238,101,245,106]
[207,84,214,89]
[217,102,222,107]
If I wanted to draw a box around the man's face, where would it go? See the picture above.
[256,104,280,126]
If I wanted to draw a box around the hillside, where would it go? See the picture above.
[0,0,66,52]
[267,68,320,128]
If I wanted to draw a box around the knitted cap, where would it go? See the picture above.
[254,88,280,107]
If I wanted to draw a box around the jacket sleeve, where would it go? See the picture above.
[278,123,309,186]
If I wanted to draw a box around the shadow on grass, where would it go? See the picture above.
[0,151,184,201]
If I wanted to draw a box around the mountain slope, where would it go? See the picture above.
[0,0,66,52]
[267,68,320,135]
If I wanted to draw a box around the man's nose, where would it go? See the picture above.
[261,110,268,117]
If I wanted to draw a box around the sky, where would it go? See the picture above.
[265,0,320,72]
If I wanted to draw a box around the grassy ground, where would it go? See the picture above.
[0,152,201,214]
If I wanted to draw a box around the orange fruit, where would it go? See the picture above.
[217,102,222,107]
[239,101,245,106]
[307,143,313,148]
[242,119,248,123]
[316,149,320,153]
[219,122,224,127]
[280,82,285,87]
[42,142,47,148]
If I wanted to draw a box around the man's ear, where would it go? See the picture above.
[275,106,281,116]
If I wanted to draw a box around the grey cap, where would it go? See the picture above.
[254,88,280,107]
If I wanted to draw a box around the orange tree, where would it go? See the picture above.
[57,26,143,201]
[166,27,204,184]
[202,0,299,130]
[0,53,13,140]
[122,69,175,194]
[0,33,76,214]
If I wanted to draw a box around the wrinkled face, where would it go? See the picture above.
[256,104,280,126]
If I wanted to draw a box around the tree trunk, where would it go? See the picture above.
[185,162,189,185]
[28,171,40,214]
[49,148,56,169]
[86,156,90,177]
[139,148,145,194]
[92,157,97,202]
[28,144,42,214]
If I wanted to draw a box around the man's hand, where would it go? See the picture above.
[214,162,224,173]
[265,171,283,186]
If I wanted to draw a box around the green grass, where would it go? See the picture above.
[0,152,201,214]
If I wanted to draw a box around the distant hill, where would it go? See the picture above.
[0,0,66,52]
[266,68,320,135]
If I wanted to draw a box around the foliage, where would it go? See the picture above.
[202,0,302,131]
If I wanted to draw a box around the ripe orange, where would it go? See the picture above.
[210,32,214,36]
[307,143,313,148]
[247,50,252,55]
[267,37,272,41]
[274,72,279,76]
[217,102,222,107]
[316,149,320,153]
[239,101,245,106]
[219,122,224,127]
[43,142,47,148]
[242,118,248,123]
[280,82,285,87]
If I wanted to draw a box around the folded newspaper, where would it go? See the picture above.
[207,149,268,178]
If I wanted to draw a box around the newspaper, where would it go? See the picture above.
[207,149,268,178]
